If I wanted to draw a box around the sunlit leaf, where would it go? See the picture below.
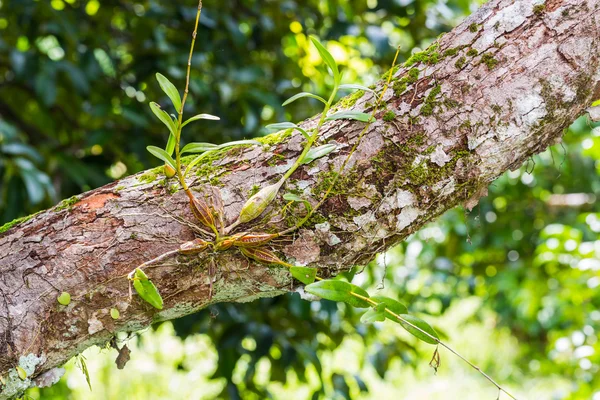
[301,144,337,165]
[57,291,71,306]
[132,268,163,310]
[181,142,219,155]
[165,131,176,155]
[146,145,176,169]
[217,139,261,148]
[266,122,298,131]
[360,304,386,323]
[16,366,27,380]
[282,92,327,107]
[266,122,310,140]
[305,280,371,308]
[309,36,340,86]
[290,266,317,284]
[370,295,408,317]
[155,73,181,112]
[283,192,312,213]
[110,308,120,319]
[325,110,374,123]
[181,113,220,128]
[149,102,177,136]
[338,84,375,93]
[396,314,439,345]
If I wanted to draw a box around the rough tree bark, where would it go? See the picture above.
[1,0,599,396]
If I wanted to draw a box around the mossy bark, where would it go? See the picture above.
[2,0,600,395]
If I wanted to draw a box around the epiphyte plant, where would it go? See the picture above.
[121,2,518,398]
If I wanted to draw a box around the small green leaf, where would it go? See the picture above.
[305,280,371,308]
[309,36,340,86]
[16,366,27,380]
[134,268,149,280]
[149,102,177,136]
[360,306,386,323]
[266,122,298,131]
[325,110,374,123]
[282,193,304,202]
[397,314,439,345]
[165,131,176,156]
[132,268,163,310]
[338,83,375,93]
[57,291,71,306]
[301,144,337,165]
[290,266,317,284]
[370,296,408,317]
[181,142,219,155]
[282,92,327,106]
[283,192,312,212]
[217,139,261,148]
[147,145,176,169]
[110,308,120,319]
[266,123,310,140]
[155,73,182,112]
[181,113,220,128]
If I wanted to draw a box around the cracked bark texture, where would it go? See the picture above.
[1,0,600,395]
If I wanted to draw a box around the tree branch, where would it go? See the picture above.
[1,0,599,395]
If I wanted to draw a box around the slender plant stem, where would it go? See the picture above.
[175,0,203,193]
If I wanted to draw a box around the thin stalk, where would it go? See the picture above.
[175,0,203,193]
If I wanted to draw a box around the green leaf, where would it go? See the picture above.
[266,122,310,140]
[309,36,340,86]
[146,145,176,169]
[282,92,327,107]
[110,308,120,319]
[360,306,386,323]
[155,73,182,112]
[181,113,220,128]
[181,142,219,155]
[217,139,261,148]
[149,102,177,136]
[397,314,439,345]
[132,269,164,310]
[305,280,371,308]
[57,291,71,306]
[165,131,176,155]
[266,122,298,131]
[16,366,27,380]
[338,84,375,93]
[325,110,374,123]
[370,296,408,317]
[290,266,317,284]
[301,144,337,165]
[283,192,312,212]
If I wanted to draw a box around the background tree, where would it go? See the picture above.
[0,0,599,399]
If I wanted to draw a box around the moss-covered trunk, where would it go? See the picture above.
[1,0,600,396]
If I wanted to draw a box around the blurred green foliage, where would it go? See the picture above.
[1,0,599,399]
